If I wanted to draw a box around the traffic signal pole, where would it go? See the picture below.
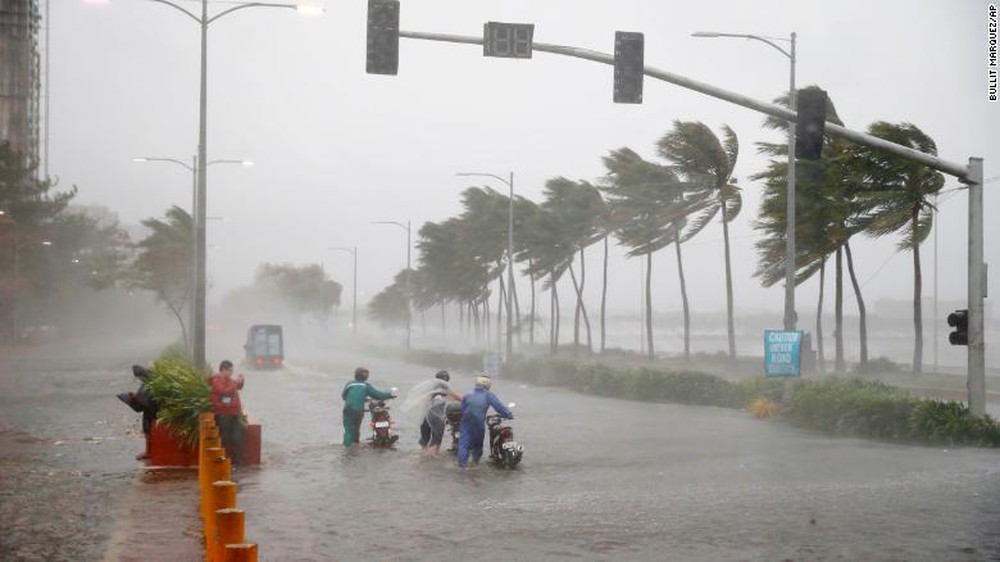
[392,28,987,414]
[967,158,985,416]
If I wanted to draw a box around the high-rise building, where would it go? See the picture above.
[0,0,41,163]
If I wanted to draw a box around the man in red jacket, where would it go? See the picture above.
[210,360,245,466]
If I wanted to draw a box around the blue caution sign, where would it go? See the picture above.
[764,330,803,377]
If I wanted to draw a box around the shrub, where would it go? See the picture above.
[146,355,212,447]
[909,400,1000,446]
[855,355,901,374]
[785,377,916,438]
[404,349,486,373]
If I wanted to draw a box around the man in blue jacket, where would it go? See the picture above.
[457,374,513,469]
[342,367,395,448]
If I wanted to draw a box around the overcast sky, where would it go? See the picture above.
[53,0,996,324]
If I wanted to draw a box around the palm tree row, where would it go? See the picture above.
[369,120,744,360]
[369,98,944,372]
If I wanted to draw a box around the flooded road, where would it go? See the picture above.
[1,340,998,561]
[238,354,1000,561]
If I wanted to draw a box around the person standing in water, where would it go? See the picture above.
[457,374,513,469]
[341,367,395,448]
[417,370,463,455]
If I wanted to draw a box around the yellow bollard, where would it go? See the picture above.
[211,481,237,512]
[202,448,229,529]
[214,508,245,562]
[224,543,257,562]
[200,435,221,519]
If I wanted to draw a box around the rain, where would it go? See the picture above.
[1,0,998,560]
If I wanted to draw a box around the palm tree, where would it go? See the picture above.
[657,121,742,361]
[518,201,575,354]
[540,177,605,354]
[753,87,870,373]
[601,147,688,360]
[846,122,945,374]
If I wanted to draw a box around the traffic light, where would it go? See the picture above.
[366,0,399,75]
[483,22,534,58]
[795,87,827,160]
[613,31,644,104]
[947,309,969,346]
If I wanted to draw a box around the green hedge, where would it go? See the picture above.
[401,350,999,448]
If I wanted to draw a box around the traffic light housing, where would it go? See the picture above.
[613,31,644,104]
[366,0,400,75]
[947,309,969,346]
[483,22,534,58]
[795,88,827,160]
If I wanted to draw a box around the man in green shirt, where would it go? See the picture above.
[342,367,395,448]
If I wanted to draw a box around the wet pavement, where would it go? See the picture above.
[238,351,1000,561]
[1,340,999,561]
[0,340,200,562]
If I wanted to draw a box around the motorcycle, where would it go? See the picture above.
[444,402,463,453]
[366,389,399,448]
[487,402,522,468]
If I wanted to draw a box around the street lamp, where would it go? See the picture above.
[104,0,319,370]
[328,246,358,337]
[133,155,252,356]
[371,220,411,349]
[133,155,254,223]
[456,171,515,361]
[693,31,798,332]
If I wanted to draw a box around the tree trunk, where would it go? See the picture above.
[581,247,592,351]
[571,255,581,349]
[912,209,924,375]
[530,266,536,346]
[816,260,826,373]
[497,275,505,355]
[168,302,189,353]
[835,246,845,372]
[844,242,869,372]
[512,265,522,345]
[568,262,593,354]
[674,234,690,361]
[553,278,561,354]
[721,199,737,361]
[645,251,654,361]
[600,235,608,353]
[549,270,560,354]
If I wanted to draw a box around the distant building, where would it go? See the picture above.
[0,0,41,163]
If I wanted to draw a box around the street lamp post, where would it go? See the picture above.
[456,172,515,361]
[133,155,252,356]
[372,221,411,349]
[328,246,358,337]
[693,31,797,332]
[120,0,318,370]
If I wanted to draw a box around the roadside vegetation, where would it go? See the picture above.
[144,345,211,446]
[404,349,1000,448]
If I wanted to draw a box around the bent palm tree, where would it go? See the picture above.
[847,121,944,374]
[657,121,742,361]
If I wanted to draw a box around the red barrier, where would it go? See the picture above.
[150,422,261,467]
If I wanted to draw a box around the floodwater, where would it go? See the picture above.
[0,340,200,562]
[237,350,1000,561]
[1,339,999,561]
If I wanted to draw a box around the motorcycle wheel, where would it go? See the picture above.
[502,448,520,468]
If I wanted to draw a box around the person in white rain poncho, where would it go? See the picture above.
[401,370,462,455]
